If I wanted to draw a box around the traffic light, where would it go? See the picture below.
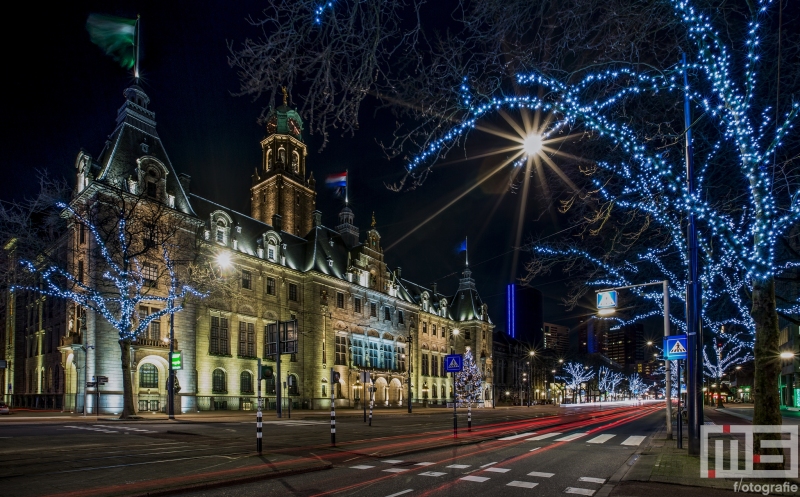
[261,365,274,380]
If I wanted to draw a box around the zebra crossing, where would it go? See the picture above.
[521,432,648,446]
[62,424,157,434]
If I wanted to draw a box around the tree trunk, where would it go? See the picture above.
[751,276,783,469]
[119,339,137,419]
[717,375,724,408]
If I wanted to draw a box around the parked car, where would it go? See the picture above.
[0,403,9,414]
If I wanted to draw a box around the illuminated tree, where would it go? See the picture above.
[559,362,595,403]
[703,332,753,407]
[627,373,646,399]
[599,366,625,401]
[12,191,205,419]
[455,348,482,404]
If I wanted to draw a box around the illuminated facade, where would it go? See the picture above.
[4,85,494,412]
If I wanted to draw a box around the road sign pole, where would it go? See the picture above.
[369,385,373,426]
[257,359,262,454]
[663,280,673,440]
[276,323,282,419]
[677,359,683,449]
[453,371,457,438]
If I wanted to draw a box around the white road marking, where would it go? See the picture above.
[414,462,435,466]
[587,434,615,444]
[555,432,589,442]
[499,432,537,440]
[480,462,497,467]
[447,464,470,469]
[461,476,490,482]
[527,471,555,478]
[578,477,606,484]
[382,459,404,464]
[485,467,511,473]
[383,468,409,473]
[527,433,561,441]
[385,490,413,497]
[350,465,375,470]
[565,487,596,496]
[419,471,446,477]
[529,447,542,452]
[508,481,539,488]
[620,436,646,446]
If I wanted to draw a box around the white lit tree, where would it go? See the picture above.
[455,348,483,405]
[12,194,206,419]
[599,367,625,401]
[627,373,646,399]
[703,332,753,407]
[559,362,595,403]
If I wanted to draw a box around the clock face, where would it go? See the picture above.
[288,118,301,136]
[266,116,277,134]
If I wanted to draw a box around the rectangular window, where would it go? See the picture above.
[241,270,252,290]
[422,354,429,376]
[268,247,275,260]
[432,324,437,336]
[383,344,393,369]
[384,307,391,321]
[211,316,229,355]
[335,335,347,365]
[398,346,406,371]
[368,342,379,368]
[465,330,471,340]
[266,277,276,295]
[79,223,86,244]
[336,292,344,309]
[146,181,157,198]
[288,283,298,301]
[398,310,404,324]
[238,322,254,356]
[423,322,428,334]
[442,326,446,338]
[354,297,362,314]
[216,228,225,243]
[432,356,438,377]
[370,302,377,317]
[142,262,158,288]
[77,260,84,283]
[352,338,364,367]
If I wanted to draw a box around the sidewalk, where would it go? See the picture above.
[604,407,800,496]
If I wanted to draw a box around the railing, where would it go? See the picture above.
[132,338,177,349]
[196,395,300,411]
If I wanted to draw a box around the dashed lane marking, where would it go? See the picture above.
[485,467,511,473]
[620,436,646,446]
[447,464,470,469]
[414,462,435,466]
[529,447,542,452]
[419,471,447,477]
[461,476,490,482]
[499,432,537,440]
[385,490,413,497]
[383,468,409,473]
[564,488,595,496]
[508,481,539,489]
[578,477,605,484]
[64,425,117,433]
[527,471,555,478]
[586,434,615,444]
[480,462,497,468]
[382,459,404,464]
[555,432,589,442]
[350,465,375,470]
[527,433,561,441]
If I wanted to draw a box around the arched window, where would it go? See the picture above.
[278,147,286,165]
[240,371,253,394]
[266,149,272,170]
[212,369,227,393]
[216,220,226,244]
[441,384,446,399]
[287,374,299,395]
[139,364,158,388]
[291,151,300,173]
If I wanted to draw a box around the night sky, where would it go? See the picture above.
[3,1,594,331]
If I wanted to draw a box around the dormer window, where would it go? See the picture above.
[145,168,159,198]
[216,220,227,244]
[268,243,276,260]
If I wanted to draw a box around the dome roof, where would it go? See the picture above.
[265,104,304,141]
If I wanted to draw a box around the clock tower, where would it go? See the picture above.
[251,90,317,236]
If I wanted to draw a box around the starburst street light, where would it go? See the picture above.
[523,133,543,156]
[216,251,232,269]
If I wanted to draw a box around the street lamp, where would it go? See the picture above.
[529,350,535,405]
[406,334,413,413]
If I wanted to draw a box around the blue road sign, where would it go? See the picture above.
[444,354,463,373]
[597,290,618,309]
[664,334,688,360]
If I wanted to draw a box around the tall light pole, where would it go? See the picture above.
[529,350,535,404]
[407,334,413,414]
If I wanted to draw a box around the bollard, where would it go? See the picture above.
[256,409,263,454]
[330,402,336,446]
[468,403,472,432]
[369,387,374,427]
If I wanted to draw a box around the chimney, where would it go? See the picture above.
[312,210,323,227]
[432,282,438,295]
[178,173,191,193]
[272,214,283,232]
[396,267,402,279]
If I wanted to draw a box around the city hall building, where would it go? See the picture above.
[2,85,494,414]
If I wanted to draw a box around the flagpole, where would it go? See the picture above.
[345,170,349,205]
[465,236,468,267]
[134,15,140,82]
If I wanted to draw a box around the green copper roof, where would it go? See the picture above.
[266,105,304,141]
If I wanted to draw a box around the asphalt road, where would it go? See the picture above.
[176,405,665,497]
[0,402,665,497]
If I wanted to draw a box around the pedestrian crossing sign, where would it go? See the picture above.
[444,354,463,373]
[596,290,618,309]
[664,334,688,360]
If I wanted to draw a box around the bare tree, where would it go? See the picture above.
[559,361,595,403]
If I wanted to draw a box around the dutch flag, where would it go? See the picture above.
[325,172,347,188]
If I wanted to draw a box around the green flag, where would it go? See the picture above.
[86,14,137,70]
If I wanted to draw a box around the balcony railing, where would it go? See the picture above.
[132,338,177,349]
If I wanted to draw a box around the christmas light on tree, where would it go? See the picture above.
[454,348,483,405]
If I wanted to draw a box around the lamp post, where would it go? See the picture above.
[407,334,413,413]
[529,350,535,404]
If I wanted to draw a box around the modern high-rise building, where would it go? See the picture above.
[505,284,543,348]
[543,322,569,357]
